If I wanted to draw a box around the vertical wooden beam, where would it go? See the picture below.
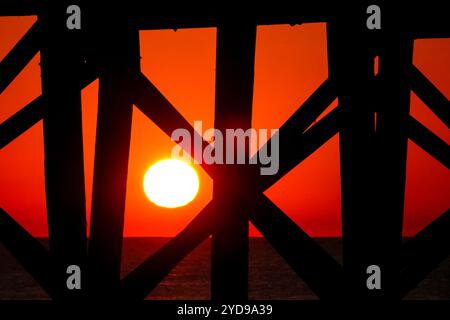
[327,5,378,299]
[373,8,413,298]
[87,7,140,297]
[211,22,256,300]
[328,3,414,300]
[39,1,87,299]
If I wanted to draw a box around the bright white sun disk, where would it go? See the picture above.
[143,159,199,208]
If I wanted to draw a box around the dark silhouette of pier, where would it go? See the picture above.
[0,0,449,301]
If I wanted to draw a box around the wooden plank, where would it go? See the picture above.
[410,65,450,129]
[130,72,214,177]
[39,1,87,299]
[0,96,42,149]
[407,116,450,169]
[0,21,40,95]
[250,78,337,183]
[257,106,342,190]
[277,78,336,135]
[211,22,256,300]
[0,65,96,149]
[374,33,413,299]
[1,0,449,39]
[87,13,140,297]
[400,209,450,297]
[0,208,58,298]
[120,202,216,300]
[0,1,40,16]
[250,195,343,299]
[326,6,378,299]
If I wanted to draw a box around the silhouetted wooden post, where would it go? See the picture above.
[327,7,378,299]
[373,9,413,298]
[87,9,140,297]
[39,1,87,299]
[211,22,256,300]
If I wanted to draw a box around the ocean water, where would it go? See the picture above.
[0,238,448,300]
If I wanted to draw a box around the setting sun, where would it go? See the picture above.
[143,159,199,208]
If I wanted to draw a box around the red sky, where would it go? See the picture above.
[0,17,449,237]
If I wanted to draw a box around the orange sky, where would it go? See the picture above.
[0,17,449,237]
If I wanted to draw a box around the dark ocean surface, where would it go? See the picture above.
[0,238,448,300]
